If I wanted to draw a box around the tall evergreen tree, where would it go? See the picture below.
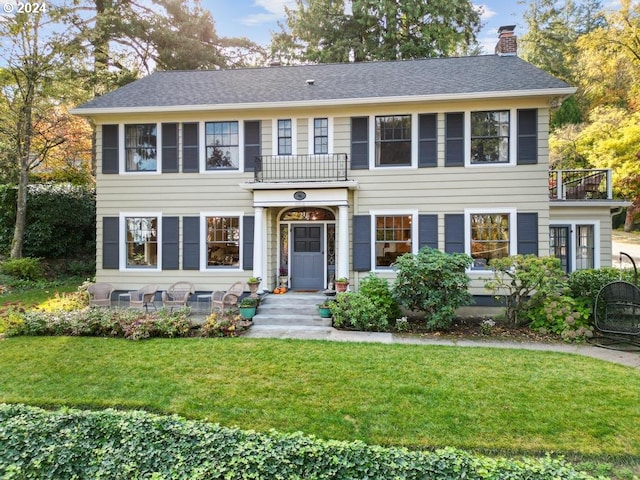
[270,0,482,64]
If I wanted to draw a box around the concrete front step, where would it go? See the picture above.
[255,292,333,327]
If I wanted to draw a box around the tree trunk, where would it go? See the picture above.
[10,166,29,258]
[624,202,639,232]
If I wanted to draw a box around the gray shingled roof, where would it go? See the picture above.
[75,55,572,111]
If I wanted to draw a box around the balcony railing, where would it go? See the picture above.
[254,154,348,183]
[549,169,612,200]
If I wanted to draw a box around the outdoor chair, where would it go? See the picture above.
[87,282,114,308]
[211,281,244,313]
[162,281,195,311]
[128,284,158,312]
[591,280,640,350]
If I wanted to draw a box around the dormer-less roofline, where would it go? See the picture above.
[71,87,576,116]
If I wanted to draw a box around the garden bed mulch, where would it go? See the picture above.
[400,317,561,343]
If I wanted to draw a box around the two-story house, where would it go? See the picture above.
[72,28,628,307]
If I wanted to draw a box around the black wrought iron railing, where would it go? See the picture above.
[254,153,349,183]
[549,169,611,200]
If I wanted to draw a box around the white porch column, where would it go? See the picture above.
[338,205,349,280]
[253,207,265,289]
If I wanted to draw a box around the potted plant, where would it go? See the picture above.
[278,267,288,288]
[335,277,349,292]
[317,301,333,318]
[238,297,258,319]
[247,276,261,298]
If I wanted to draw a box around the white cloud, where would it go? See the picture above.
[242,0,295,25]
[477,4,497,21]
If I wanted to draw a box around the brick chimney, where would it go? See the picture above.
[495,25,517,56]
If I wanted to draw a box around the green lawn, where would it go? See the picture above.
[1,336,639,464]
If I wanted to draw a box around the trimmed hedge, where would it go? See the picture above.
[0,404,597,479]
[0,183,95,258]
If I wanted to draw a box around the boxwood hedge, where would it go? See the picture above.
[0,404,598,479]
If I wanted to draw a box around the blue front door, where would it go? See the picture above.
[291,225,324,290]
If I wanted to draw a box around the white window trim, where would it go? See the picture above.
[307,117,334,155]
[200,212,245,272]
[199,120,244,174]
[464,208,517,273]
[272,118,297,156]
[119,123,162,175]
[370,209,419,271]
[550,220,600,272]
[369,113,418,170]
[119,212,162,272]
[464,109,517,168]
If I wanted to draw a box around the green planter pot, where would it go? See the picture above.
[239,306,257,319]
[318,306,332,318]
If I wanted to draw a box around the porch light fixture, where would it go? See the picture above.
[293,191,306,200]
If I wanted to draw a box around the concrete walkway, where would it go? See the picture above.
[244,325,640,369]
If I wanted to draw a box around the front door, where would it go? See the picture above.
[291,225,324,290]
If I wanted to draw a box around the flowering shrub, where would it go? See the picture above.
[480,319,496,335]
[200,311,251,337]
[4,307,193,340]
[527,294,593,342]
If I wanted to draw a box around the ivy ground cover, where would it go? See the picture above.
[0,336,639,463]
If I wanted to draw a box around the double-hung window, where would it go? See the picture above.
[278,119,292,155]
[125,124,157,171]
[470,111,509,164]
[125,216,158,268]
[375,115,411,166]
[205,121,239,169]
[314,118,329,154]
[469,212,511,269]
[375,215,413,268]
[206,216,240,268]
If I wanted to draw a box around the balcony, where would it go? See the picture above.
[549,169,612,200]
[254,154,349,183]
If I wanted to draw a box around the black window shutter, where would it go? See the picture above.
[444,214,465,253]
[418,214,438,249]
[418,114,437,168]
[517,212,538,255]
[517,109,538,165]
[102,125,119,174]
[445,113,464,167]
[350,117,369,170]
[244,121,261,173]
[102,217,119,269]
[182,123,199,173]
[183,217,200,270]
[162,216,179,270]
[243,216,255,270]
[353,215,371,271]
[162,123,178,173]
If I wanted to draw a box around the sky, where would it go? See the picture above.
[202,0,529,55]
